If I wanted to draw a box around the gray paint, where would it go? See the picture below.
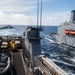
[24,27,41,73]
[56,10,75,47]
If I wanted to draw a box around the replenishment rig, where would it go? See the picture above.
[52,10,75,47]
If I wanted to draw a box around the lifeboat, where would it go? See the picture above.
[64,30,69,34]
[69,30,75,34]
[64,29,75,35]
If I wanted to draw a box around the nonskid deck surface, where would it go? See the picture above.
[0,36,36,75]
[11,51,33,75]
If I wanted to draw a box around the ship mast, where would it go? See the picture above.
[37,0,42,29]
[37,0,39,29]
[40,0,42,28]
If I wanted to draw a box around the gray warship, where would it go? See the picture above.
[52,10,75,47]
[0,0,68,75]
[0,26,67,75]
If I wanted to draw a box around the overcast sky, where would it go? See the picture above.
[0,0,75,26]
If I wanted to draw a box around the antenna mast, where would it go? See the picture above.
[37,0,42,29]
[40,0,42,28]
[37,0,39,28]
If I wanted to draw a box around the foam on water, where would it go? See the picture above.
[41,33,75,75]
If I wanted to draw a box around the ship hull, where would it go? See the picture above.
[55,24,75,47]
[55,10,75,47]
[55,34,75,47]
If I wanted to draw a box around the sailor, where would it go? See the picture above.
[8,40,17,52]
[10,40,15,51]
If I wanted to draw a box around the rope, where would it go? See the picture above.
[41,43,59,52]
[60,35,66,43]
[48,34,66,44]
[71,36,75,46]
[64,35,75,48]
[64,35,67,45]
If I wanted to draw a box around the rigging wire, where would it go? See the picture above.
[72,36,75,46]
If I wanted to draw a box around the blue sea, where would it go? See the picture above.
[0,25,75,75]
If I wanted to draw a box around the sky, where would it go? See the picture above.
[0,0,75,26]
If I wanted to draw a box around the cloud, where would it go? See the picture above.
[0,0,51,25]
[42,12,71,25]
[0,0,71,26]
[0,0,50,12]
[0,11,71,26]
[0,12,36,25]
[0,6,36,12]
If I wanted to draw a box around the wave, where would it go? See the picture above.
[52,59,75,67]
[42,33,61,44]
[44,37,55,43]
[0,28,22,36]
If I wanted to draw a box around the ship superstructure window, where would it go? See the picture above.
[73,15,75,21]
[71,10,75,23]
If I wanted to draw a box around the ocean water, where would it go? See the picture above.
[41,26,75,75]
[0,25,75,75]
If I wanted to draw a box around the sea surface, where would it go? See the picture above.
[0,25,75,75]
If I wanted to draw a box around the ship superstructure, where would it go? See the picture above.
[53,10,75,47]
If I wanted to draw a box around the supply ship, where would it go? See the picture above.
[51,10,75,47]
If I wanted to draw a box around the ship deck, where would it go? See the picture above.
[0,36,68,75]
[0,36,34,75]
